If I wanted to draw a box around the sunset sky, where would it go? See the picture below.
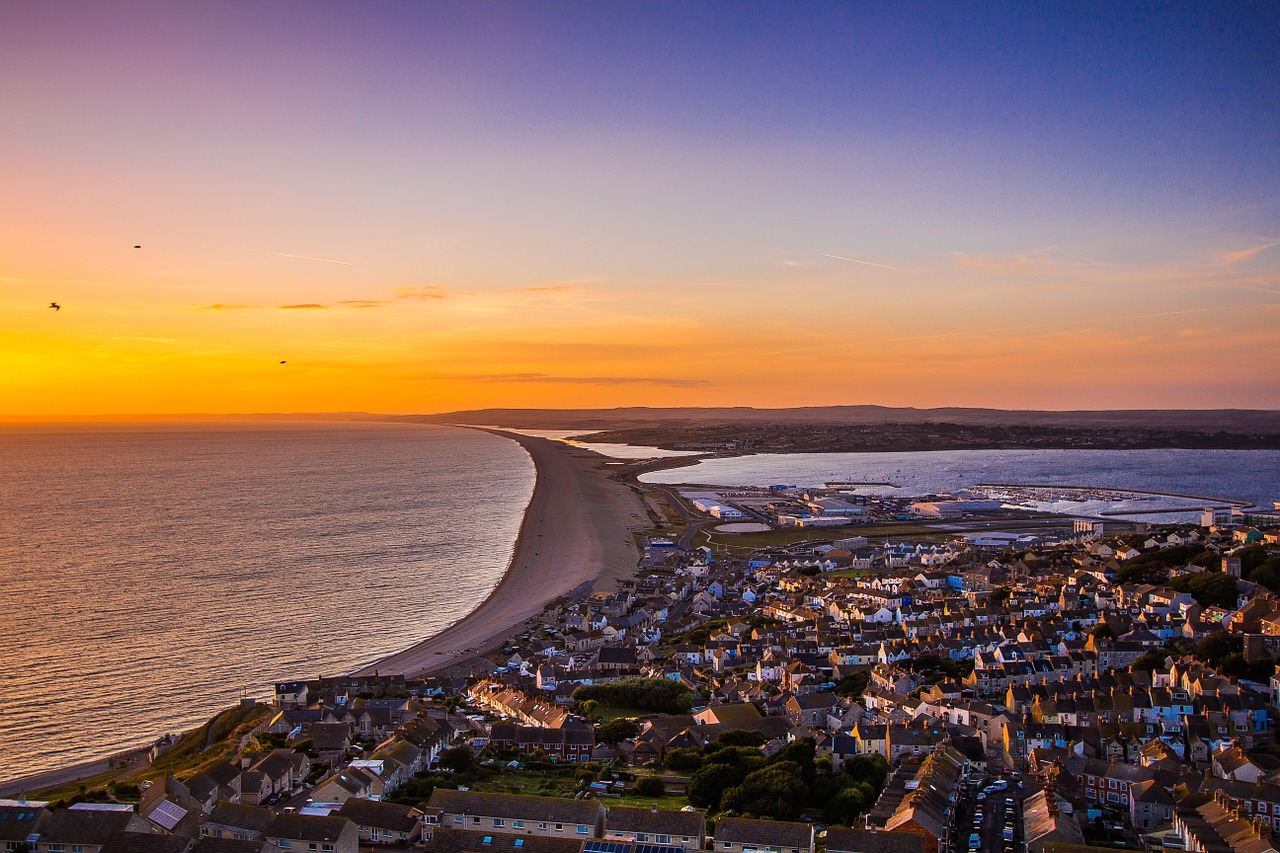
[3,1,1278,415]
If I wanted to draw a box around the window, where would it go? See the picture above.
[482,838,492,847]
[495,820,506,828]
[473,818,481,825]
[538,824,547,831]
[454,817,463,824]
[278,843,290,850]
[514,822,524,829]
[309,844,318,851]
[515,843,524,849]
[1261,804,1269,815]
[656,836,671,844]
[577,828,589,835]
[723,845,732,850]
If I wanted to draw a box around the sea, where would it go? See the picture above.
[638,448,1280,521]
[0,422,533,784]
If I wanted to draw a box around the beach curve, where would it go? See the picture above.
[351,427,651,677]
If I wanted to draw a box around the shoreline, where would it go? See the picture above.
[350,427,653,678]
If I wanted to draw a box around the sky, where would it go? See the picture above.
[2,1,1278,415]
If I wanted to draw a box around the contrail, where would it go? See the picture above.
[238,248,351,265]
[823,253,902,271]
[765,303,1279,356]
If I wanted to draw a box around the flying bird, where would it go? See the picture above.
[133,245,141,249]
[49,302,60,311]
[279,360,286,364]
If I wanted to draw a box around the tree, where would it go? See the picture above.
[1197,631,1243,667]
[1131,651,1167,674]
[688,762,742,810]
[720,762,808,820]
[824,784,871,826]
[634,776,665,797]
[714,729,768,748]
[572,678,694,714]
[842,753,889,790]
[1091,624,1115,641]
[835,672,869,698]
[1168,571,1238,609]
[665,747,705,774]
[439,746,475,773]
[594,718,640,746]
[769,738,817,786]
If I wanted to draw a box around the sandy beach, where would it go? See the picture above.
[351,429,651,678]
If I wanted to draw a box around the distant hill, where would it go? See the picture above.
[414,406,1280,434]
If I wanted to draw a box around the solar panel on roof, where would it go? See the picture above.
[150,799,189,830]
[584,842,684,853]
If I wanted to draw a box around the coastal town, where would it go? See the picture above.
[5,452,1280,853]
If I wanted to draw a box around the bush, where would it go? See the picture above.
[634,776,666,797]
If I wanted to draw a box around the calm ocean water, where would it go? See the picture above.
[638,448,1280,519]
[0,422,533,783]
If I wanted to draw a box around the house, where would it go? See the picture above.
[0,801,51,853]
[713,817,814,853]
[1128,780,1175,831]
[33,806,151,853]
[200,805,275,843]
[489,724,596,762]
[138,776,202,837]
[825,828,926,853]
[871,747,965,853]
[422,828,582,853]
[309,766,380,805]
[336,800,422,846]
[99,833,194,853]
[604,806,705,850]
[424,791,605,839]
[1022,790,1083,853]
[262,815,357,853]
[785,693,837,728]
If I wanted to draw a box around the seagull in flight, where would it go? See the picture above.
[49,302,60,311]
[279,360,287,364]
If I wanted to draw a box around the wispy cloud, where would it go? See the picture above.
[823,253,902,271]
[394,286,449,300]
[1219,240,1279,265]
[951,249,1073,273]
[417,372,710,388]
[765,303,1279,356]
[337,300,389,308]
[197,303,259,311]
[279,303,327,310]
[238,248,352,265]
[522,285,579,294]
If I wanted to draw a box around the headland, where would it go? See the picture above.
[350,428,652,677]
